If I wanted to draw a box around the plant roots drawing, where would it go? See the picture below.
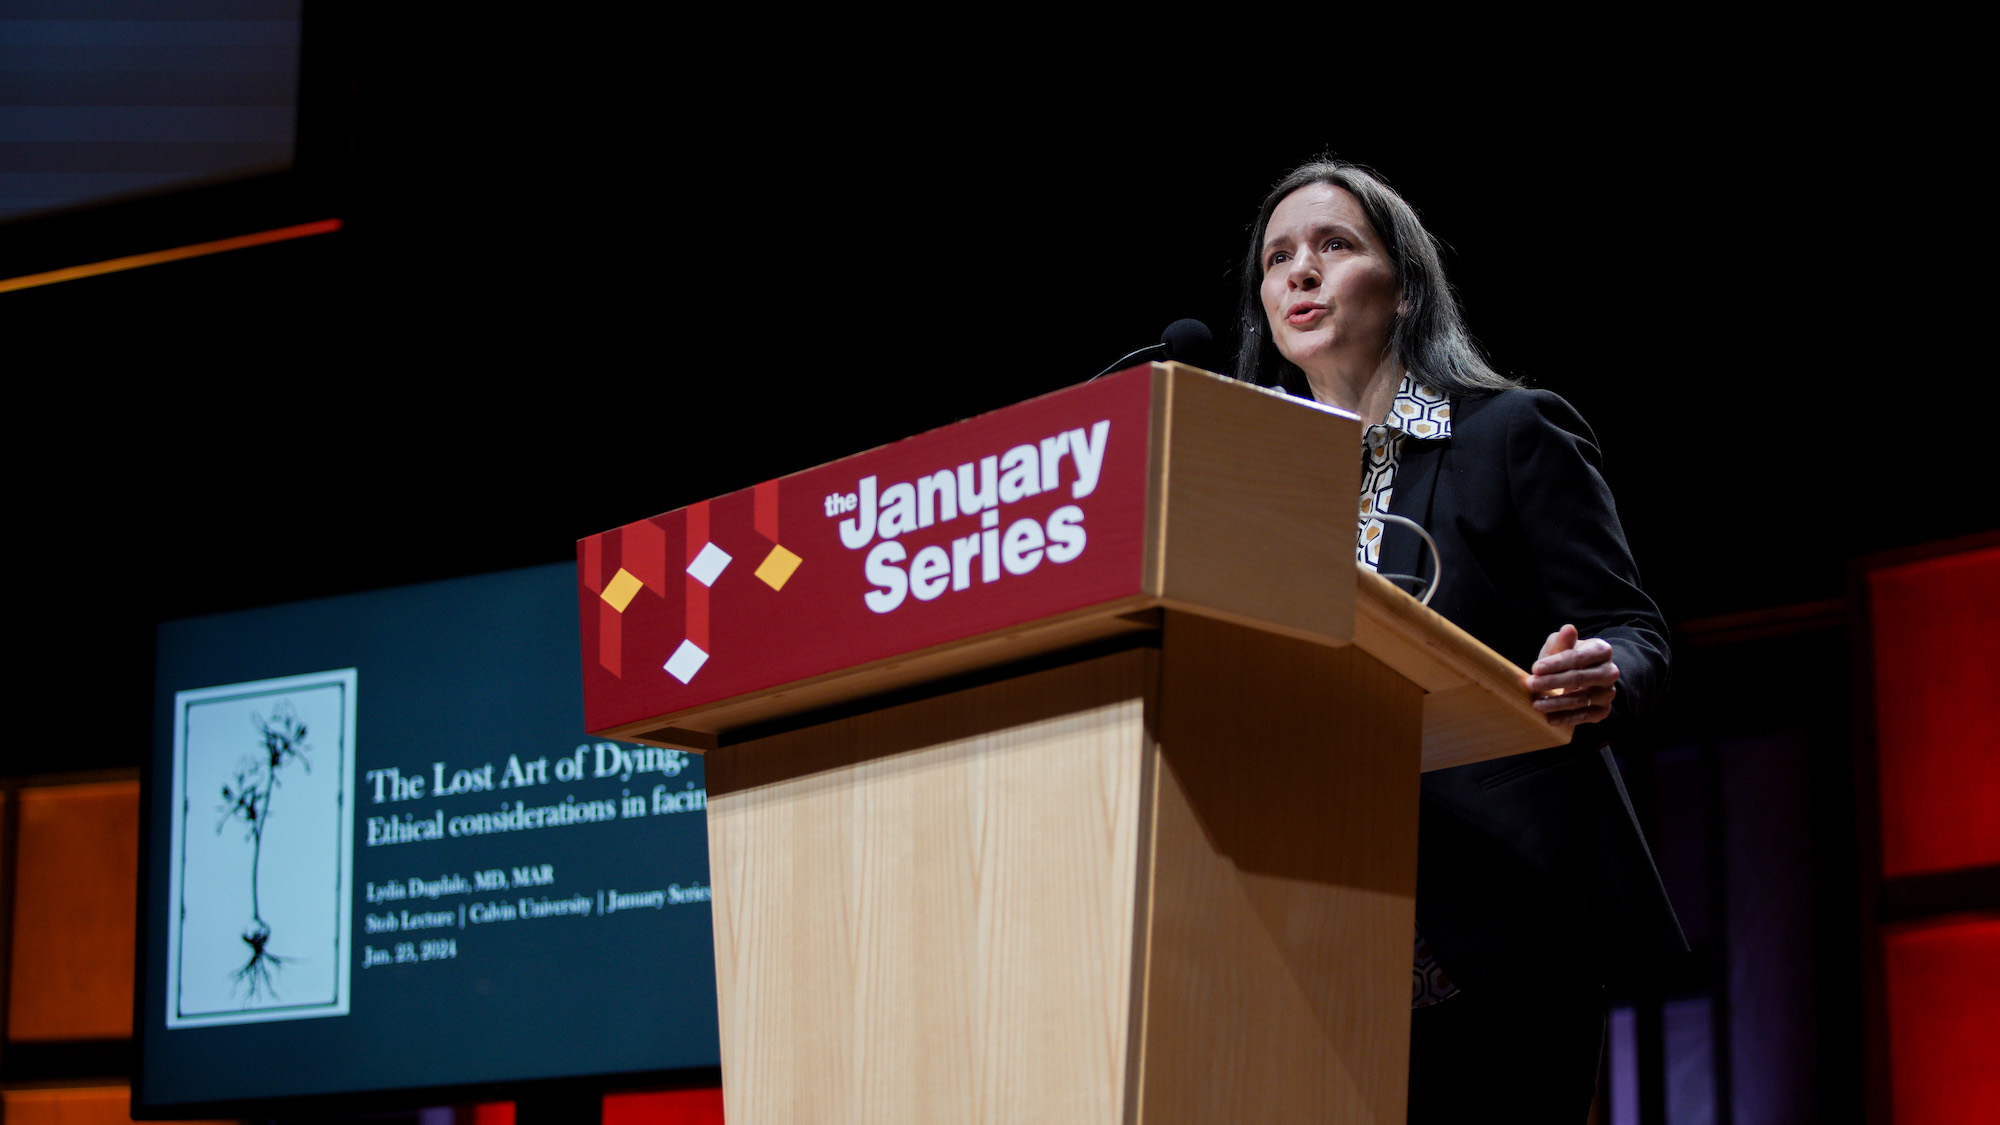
[216,700,312,999]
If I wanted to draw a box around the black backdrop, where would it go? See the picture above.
[2,22,1988,778]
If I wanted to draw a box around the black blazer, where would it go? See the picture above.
[1375,388,1685,994]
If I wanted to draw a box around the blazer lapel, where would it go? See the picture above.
[1380,435,1445,589]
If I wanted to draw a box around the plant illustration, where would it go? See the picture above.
[216,700,312,999]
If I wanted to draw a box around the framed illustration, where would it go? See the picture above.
[165,668,357,1028]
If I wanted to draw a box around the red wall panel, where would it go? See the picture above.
[604,1088,726,1124]
[464,1089,724,1125]
[1868,546,2000,877]
[1884,917,2000,1124]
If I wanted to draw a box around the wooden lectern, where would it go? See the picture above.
[578,364,1567,1123]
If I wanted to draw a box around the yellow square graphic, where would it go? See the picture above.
[754,544,803,591]
[601,567,644,612]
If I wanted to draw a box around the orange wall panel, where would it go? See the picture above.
[1884,917,2000,1125]
[0,1084,236,1125]
[7,780,140,1040]
[1868,546,2000,877]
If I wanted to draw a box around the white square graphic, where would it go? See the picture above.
[686,542,731,587]
[166,668,357,1028]
[664,640,710,684]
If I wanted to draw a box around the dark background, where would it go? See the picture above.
[2,13,1991,1123]
[2,19,1988,780]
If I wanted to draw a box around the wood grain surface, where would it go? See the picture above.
[1149,364,1358,645]
[706,650,1156,1124]
[1134,613,1421,1123]
[705,613,1439,1122]
[1350,568,1568,771]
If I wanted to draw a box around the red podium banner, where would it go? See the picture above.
[578,367,1155,736]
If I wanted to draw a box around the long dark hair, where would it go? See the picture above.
[1233,160,1517,397]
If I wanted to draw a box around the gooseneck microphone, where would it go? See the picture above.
[1087,318,1216,381]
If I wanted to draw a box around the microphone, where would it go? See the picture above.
[1087,318,1216,381]
[1160,317,1216,368]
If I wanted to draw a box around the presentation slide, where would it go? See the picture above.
[139,563,717,1112]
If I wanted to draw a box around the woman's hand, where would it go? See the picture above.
[1528,624,1620,727]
